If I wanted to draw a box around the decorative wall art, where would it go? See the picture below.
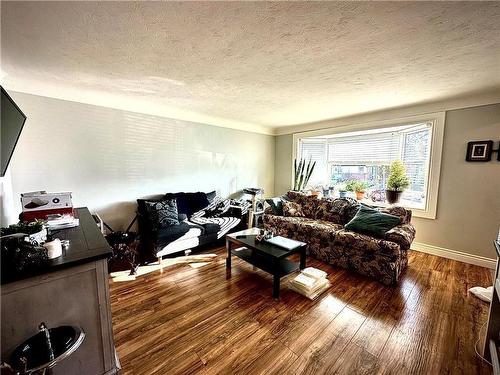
[465,140,496,162]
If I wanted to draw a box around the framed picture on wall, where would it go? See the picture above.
[466,140,493,162]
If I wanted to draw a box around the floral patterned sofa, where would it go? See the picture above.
[263,191,416,285]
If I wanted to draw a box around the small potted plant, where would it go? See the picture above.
[335,182,347,198]
[346,180,370,200]
[386,160,410,204]
[328,184,335,197]
[310,186,321,197]
[337,183,348,198]
[322,185,330,198]
[335,181,347,198]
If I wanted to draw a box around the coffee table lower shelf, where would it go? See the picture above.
[230,248,300,277]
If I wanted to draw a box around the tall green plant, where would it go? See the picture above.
[387,160,410,191]
[293,158,316,191]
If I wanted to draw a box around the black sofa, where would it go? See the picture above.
[137,191,241,262]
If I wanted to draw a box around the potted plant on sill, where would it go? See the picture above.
[386,160,410,204]
[322,185,330,198]
[310,185,323,197]
[346,180,370,200]
[293,158,316,192]
[337,183,348,198]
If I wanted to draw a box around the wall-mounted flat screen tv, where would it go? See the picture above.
[1,86,26,177]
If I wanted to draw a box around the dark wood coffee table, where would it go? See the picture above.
[226,230,307,298]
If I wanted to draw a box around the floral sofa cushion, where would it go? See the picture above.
[286,191,319,218]
[329,229,408,286]
[283,201,306,217]
[264,215,341,262]
[264,215,342,240]
[314,198,355,224]
[334,197,360,224]
[286,191,361,224]
[333,229,402,261]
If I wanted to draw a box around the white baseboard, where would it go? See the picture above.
[411,242,496,269]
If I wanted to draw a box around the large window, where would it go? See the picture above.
[294,113,445,218]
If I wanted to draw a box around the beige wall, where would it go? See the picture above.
[274,104,500,259]
[275,134,294,197]
[8,92,275,230]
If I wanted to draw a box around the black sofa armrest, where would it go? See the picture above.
[136,211,158,237]
[136,211,160,261]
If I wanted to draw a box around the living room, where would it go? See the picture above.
[1,2,499,375]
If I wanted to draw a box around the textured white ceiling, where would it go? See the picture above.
[2,1,500,133]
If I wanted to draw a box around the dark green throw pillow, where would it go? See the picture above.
[345,206,400,238]
[265,197,284,216]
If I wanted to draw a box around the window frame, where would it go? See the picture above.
[292,112,446,219]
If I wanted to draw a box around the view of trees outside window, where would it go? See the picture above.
[330,165,390,189]
[298,123,431,209]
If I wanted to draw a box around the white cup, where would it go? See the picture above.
[43,239,63,259]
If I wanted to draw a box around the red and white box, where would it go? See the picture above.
[21,191,73,221]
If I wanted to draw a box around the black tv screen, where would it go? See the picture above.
[1,86,26,177]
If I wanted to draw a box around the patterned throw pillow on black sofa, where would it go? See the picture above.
[145,199,180,230]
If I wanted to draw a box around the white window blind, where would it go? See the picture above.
[299,139,327,164]
[327,131,400,164]
[298,139,327,185]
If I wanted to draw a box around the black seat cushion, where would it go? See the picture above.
[156,222,196,247]
[202,222,220,235]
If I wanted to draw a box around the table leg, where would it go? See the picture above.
[226,240,231,269]
[300,246,306,270]
[273,275,280,299]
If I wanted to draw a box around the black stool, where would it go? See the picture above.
[10,322,85,374]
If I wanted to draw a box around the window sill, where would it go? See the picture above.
[357,198,432,219]
[321,193,433,219]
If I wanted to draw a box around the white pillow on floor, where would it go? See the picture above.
[468,286,493,302]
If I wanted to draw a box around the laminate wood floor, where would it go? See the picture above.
[110,246,493,375]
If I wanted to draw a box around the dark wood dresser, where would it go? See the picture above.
[1,207,118,374]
